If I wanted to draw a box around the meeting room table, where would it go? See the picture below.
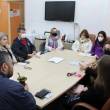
[12,49,96,109]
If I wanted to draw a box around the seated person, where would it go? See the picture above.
[79,40,110,87]
[64,55,110,110]
[11,27,36,62]
[91,31,107,59]
[103,40,110,55]
[0,51,37,110]
[80,40,110,73]
[72,29,92,54]
[0,32,17,63]
[45,28,63,52]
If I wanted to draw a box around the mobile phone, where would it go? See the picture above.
[35,89,51,99]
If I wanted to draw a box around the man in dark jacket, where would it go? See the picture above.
[0,51,37,110]
[11,27,36,62]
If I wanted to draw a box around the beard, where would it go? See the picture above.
[7,68,13,78]
[3,68,13,78]
[7,72,13,78]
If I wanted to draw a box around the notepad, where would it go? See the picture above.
[48,57,64,64]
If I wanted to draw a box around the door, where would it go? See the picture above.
[10,1,24,43]
[0,2,9,35]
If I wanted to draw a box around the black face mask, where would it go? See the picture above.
[104,49,110,55]
[52,33,57,36]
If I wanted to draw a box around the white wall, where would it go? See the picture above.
[105,0,110,37]
[75,0,110,36]
[25,0,110,41]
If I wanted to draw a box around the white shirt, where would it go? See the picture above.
[72,39,92,53]
[45,36,63,51]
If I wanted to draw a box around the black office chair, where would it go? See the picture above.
[72,97,110,110]
[39,42,46,54]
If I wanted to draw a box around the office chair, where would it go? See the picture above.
[72,97,110,110]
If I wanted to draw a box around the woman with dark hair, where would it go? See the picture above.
[91,31,107,59]
[79,39,110,87]
[72,29,92,54]
[94,55,110,97]
[64,55,110,110]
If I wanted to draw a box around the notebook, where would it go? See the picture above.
[48,57,64,64]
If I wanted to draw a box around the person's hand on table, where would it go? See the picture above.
[51,48,55,51]
[27,54,34,58]
[28,51,37,57]
[35,54,40,58]
[35,52,41,58]
[73,84,88,94]
[32,51,36,55]
[79,58,97,71]
[79,62,89,71]
[94,55,100,60]
[67,84,88,95]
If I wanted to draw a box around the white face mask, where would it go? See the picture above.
[98,37,104,42]
[21,33,26,38]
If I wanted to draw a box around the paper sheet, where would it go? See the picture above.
[48,57,64,64]
[17,62,27,66]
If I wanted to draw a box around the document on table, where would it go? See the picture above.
[48,57,64,64]
[17,62,27,66]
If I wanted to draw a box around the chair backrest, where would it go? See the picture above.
[89,34,96,44]
[72,97,110,110]
[107,36,110,41]
[44,31,50,38]
[101,98,110,110]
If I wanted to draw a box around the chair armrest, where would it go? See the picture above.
[72,102,98,110]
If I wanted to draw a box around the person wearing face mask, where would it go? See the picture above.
[11,27,36,62]
[45,28,63,52]
[63,55,110,110]
[77,39,110,88]
[91,31,107,59]
[72,29,92,53]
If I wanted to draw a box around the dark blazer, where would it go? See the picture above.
[11,37,36,61]
[0,73,37,110]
